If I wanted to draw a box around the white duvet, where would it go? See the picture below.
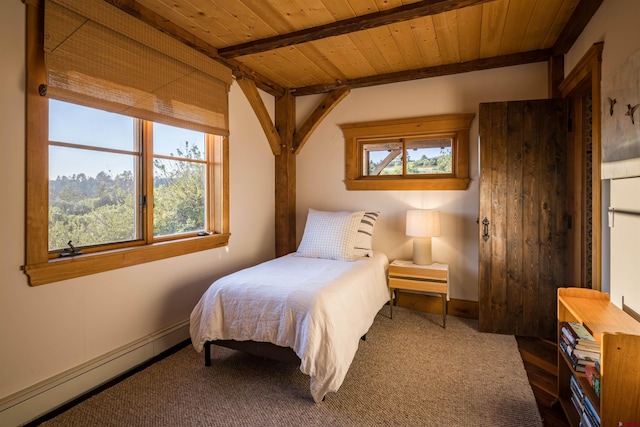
[189,252,389,402]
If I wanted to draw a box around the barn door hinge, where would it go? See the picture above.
[139,195,147,206]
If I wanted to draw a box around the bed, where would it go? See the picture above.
[189,209,388,402]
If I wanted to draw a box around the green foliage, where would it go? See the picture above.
[48,141,206,250]
[48,172,136,250]
[153,142,205,236]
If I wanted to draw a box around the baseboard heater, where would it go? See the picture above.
[0,320,190,427]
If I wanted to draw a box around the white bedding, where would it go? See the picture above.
[189,252,390,402]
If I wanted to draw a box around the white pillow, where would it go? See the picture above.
[297,209,365,261]
[354,211,379,257]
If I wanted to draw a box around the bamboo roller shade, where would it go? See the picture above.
[44,0,233,136]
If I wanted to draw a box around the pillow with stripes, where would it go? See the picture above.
[354,211,379,257]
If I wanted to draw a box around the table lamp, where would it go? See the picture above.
[406,210,440,265]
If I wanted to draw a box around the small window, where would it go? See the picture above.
[341,114,474,190]
[362,136,454,177]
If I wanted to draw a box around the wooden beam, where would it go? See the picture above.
[236,77,282,156]
[218,0,494,58]
[293,88,350,154]
[102,0,285,96]
[292,49,552,96]
[553,0,604,56]
[274,93,297,257]
[548,55,565,99]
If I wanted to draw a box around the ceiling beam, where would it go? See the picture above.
[291,49,553,96]
[236,77,282,156]
[102,0,286,97]
[553,0,604,55]
[293,88,350,154]
[218,0,495,59]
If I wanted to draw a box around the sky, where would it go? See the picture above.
[48,100,204,179]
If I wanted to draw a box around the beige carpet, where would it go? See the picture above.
[39,307,542,426]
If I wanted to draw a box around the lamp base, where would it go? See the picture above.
[412,237,433,265]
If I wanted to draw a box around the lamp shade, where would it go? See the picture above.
[406,210,441,237]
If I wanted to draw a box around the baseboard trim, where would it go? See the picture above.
[0,320,190,427]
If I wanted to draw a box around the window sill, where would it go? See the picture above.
[345,178,470,191]
[23,233,230,286]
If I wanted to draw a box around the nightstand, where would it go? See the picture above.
[388,260,449,328]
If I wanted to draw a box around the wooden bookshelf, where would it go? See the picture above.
[557,287,640,426]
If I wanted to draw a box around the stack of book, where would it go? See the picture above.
[560,322,601,372]
[570,375,601,427]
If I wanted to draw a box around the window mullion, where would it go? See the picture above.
[402,138,407,177]
[142,120,154,243]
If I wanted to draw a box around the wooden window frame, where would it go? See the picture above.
[341,113,475,190]
[23,3,229,286]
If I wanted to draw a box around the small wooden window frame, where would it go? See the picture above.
[341,113,475,190]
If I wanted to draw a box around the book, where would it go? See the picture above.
[564,322,599,348]
[584,395,601,426]
[573,347,600,363]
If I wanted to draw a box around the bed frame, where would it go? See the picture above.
[203,334,368,366]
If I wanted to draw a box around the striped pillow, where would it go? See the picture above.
[296,209,365,261]
[354,211,379,257]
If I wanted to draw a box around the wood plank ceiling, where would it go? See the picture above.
[109,0,603,97]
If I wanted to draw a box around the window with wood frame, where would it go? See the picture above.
[341,114,475,190]
[23,0,231,286]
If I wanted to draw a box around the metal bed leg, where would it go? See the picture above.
[204,341,212,366]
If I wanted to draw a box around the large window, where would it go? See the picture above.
[341,114,475,190]
[23,2,230,286]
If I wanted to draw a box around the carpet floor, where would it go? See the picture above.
[39,307,542,426]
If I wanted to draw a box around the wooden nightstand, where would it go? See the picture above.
[388,260,449,328]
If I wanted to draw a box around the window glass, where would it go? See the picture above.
[49,100,135,151]
[48,102,139,251]
[153,123,205,160]
[152,123,207,237]
[153,158,206,237]
[363,141,402,176]
[405,137,453,175]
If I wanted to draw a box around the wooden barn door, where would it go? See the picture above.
[478,100,568,340]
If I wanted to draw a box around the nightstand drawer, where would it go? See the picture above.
[389,277,447,294]
[389,264,447,281]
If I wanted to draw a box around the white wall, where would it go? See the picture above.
[296,64,548,302]
[564,0,640,297]
[0,0,275,420]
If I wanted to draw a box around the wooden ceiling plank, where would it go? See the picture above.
[347,31,396,75]
[137,0,236,45]
[294,0,341,25]
[479,0,509,58]
[389,20,427,70]
[238,0,298,33]
[218,0,494,58]
[296,43,351,82]
[236,77,282,156]
[433,10,461,64]
[318,0,358,20]
[553,0,604,55]
[346,0,384,15]
[520,0,563,52]
[456,4,482,62]
[312,35,379,79]
[275,46,334,86]
[291,48,552,96]
[542,0,579,48]
[213,0,284,42]
[498,0,536,55]
[293,87,350,154]
[412,16,444,67]
[368,25,407,72]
